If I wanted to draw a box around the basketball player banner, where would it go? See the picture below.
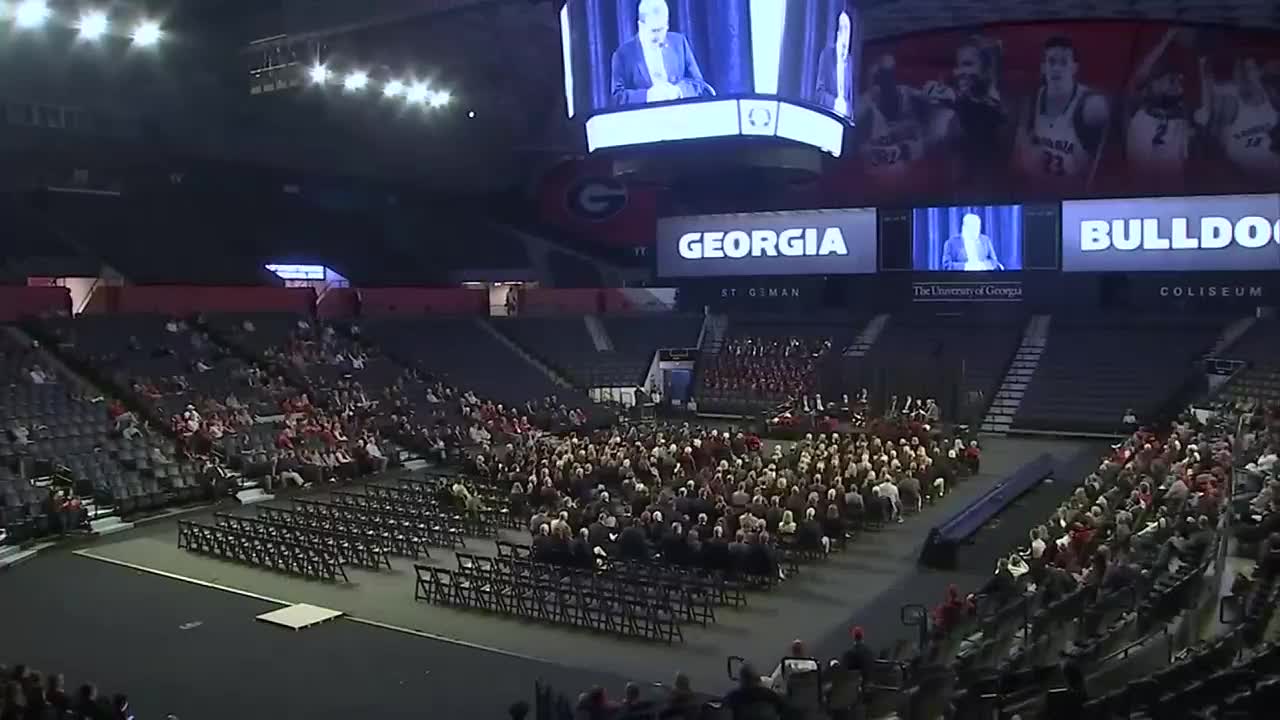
[843,22,1280,202]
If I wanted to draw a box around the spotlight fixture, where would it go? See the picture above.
[76,10,109,39]
[131,19,163,46]
[343,71,369,91]
[309,63,330,84]
[382,80,406,98]
[14,0,51,29]
[429,90,451,108]
[406,82,429,104]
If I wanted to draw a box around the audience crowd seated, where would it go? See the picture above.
[0,663,134,720]
[702,337,832,405]
[531,400,1240,719]
[482,415,978,576]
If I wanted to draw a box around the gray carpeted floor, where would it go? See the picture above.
[1,436,1090,717]
[0,552,631,720]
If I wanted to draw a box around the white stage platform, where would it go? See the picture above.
[256,603,345,630]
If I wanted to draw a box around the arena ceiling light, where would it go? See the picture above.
[382,79,405,98]
[75,10,109,40]
[308,63,330,84]
[342,71,368,91]
[428,90,451,108]
[130,19,163,46]
[405,82,430,105]
[13,0,51,29]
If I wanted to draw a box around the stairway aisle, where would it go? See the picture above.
[698,313,729,354]
[844,314,889,357]
[981,315,1051,433]
[476,318,574,389]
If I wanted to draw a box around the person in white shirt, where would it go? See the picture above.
[1247,450,1277,477]
[876,476,902,523]
[364,438,387,471]
[765,640,820,695]
[815,11,855,116]
[1030,527,1047,559]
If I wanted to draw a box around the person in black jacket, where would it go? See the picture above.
[841,626,875,688]
[704,526,730,571]
[724,663,786,719]
[570,528,594,568]
[532,524,554,562]
[798,507,830,555]
[662,523,687,565]
[619,521,650,560]
[728,530,750,575]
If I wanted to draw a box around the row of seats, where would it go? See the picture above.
[494,315,702,389]
[415,560,688,644]
[1015,318,1223,432]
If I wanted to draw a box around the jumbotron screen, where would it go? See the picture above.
[559,0,859,156]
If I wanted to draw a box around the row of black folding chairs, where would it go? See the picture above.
[496,537,792,590]
[456,552,716,627]
[413,564,684,644]
[496,541,749,608]
[401,473,515,512]
[362,483,502,536]
[177,519,348,581]
[292,497,465,549]
[257,504,431,560]
[213,512,392,570]
[396,475,525,531]
[328,489,483,540]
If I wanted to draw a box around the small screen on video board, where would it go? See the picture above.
[911,205,1025,272]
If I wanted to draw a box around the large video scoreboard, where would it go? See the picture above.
[655,193,1280,279]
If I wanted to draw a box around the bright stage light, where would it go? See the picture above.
[76,10,109,39]
[343,71,368,91]
[14,0,51,29]
[131,19,163,46]
[382,80,405,98]
[429,90,451,108]
[406,82,429,104]
[309,64,330,84]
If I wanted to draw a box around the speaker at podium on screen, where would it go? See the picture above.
[610,0,710,107]
[814,10,855,117]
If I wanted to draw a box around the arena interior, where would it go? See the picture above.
[2,1,1280,719]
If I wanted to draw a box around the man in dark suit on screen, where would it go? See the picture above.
[815,10,855,117]
[611,0,708,107]
[941,213,1003,271]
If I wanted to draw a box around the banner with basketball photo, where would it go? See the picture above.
[844,22,1280,202]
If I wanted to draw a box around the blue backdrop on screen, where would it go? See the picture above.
[776,0,861,119]
[912,205,1024,271]
[562,0,860,118]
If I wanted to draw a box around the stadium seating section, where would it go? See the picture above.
[1014,316,1222,433]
